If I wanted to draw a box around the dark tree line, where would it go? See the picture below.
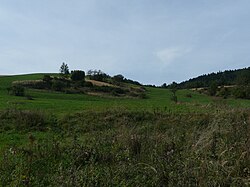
[161,67,250,99]
[176,67,250,89]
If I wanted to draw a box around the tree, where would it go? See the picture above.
[169,82,178,94]
[208,82,218,96]
[60,62,70,76]
[113,74,124,82]
[71,70,85,82]
[87,69,109,81]
[237,70,250,86]
[161,83,167,88]
[169,82,178,103]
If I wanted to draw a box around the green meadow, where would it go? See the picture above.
[1,74,249,114]
[0,74,250,186]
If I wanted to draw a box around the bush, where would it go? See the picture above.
[113,87,126,95]
[12,80,48,89]
[112,74,124,82]
[72,81,85,88]
[208,82,218,96]
[0,109,50,131]
[43,75,53,89]
[232,86,250,99]
[9,85,25,96]
[71,70,85,82]
[83,81,93,87]
[52,80,67,91]
[218,87,230,99]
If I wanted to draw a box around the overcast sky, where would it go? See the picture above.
[0,0,250,85]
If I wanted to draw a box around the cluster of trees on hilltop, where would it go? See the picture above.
[8,63,144,98]
[59,63,142,86]
[177,67,250,99]
[87,69,110,82]
[86,70,141,86]
[160,67,250,100]
[173,67,249,89]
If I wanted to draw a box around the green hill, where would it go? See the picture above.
[176,67,250,89]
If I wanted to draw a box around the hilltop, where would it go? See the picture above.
[164,67,250,100]
[6,67,146,100]
[176,67,250,89]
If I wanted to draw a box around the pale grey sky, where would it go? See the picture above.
[0,0,250,85]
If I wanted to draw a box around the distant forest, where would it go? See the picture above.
[176,67,250,89]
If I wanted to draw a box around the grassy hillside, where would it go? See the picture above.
[0,74,250,186]
[1,74,250,115]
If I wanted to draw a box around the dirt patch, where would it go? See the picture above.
[86,80,115,87]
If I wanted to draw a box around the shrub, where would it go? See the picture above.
[83,81,93,87]
[0,109,49,131]
[43,75,53,89]
[232,86,250,99]
[71,70,85,82]
[208,82,218,96]
[9,85,25,96]
[113,87,126,95]
[52,80,67,91]
[218,87,230,99]
[112,74,124,82]
[72,81,85,88]
[12,80,48,89]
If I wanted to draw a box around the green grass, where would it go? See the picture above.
[1,74,250,115]
[0,131,56,150]
[1,108,249,186]
[0,74,250,186]
[0,74,183,114]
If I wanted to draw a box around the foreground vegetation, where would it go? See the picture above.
[0,107,249,186]
[0,73,250,186]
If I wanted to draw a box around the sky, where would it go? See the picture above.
[0,0,250,85]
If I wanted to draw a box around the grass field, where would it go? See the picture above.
[1,74,250,114]
[0,74,250,186]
